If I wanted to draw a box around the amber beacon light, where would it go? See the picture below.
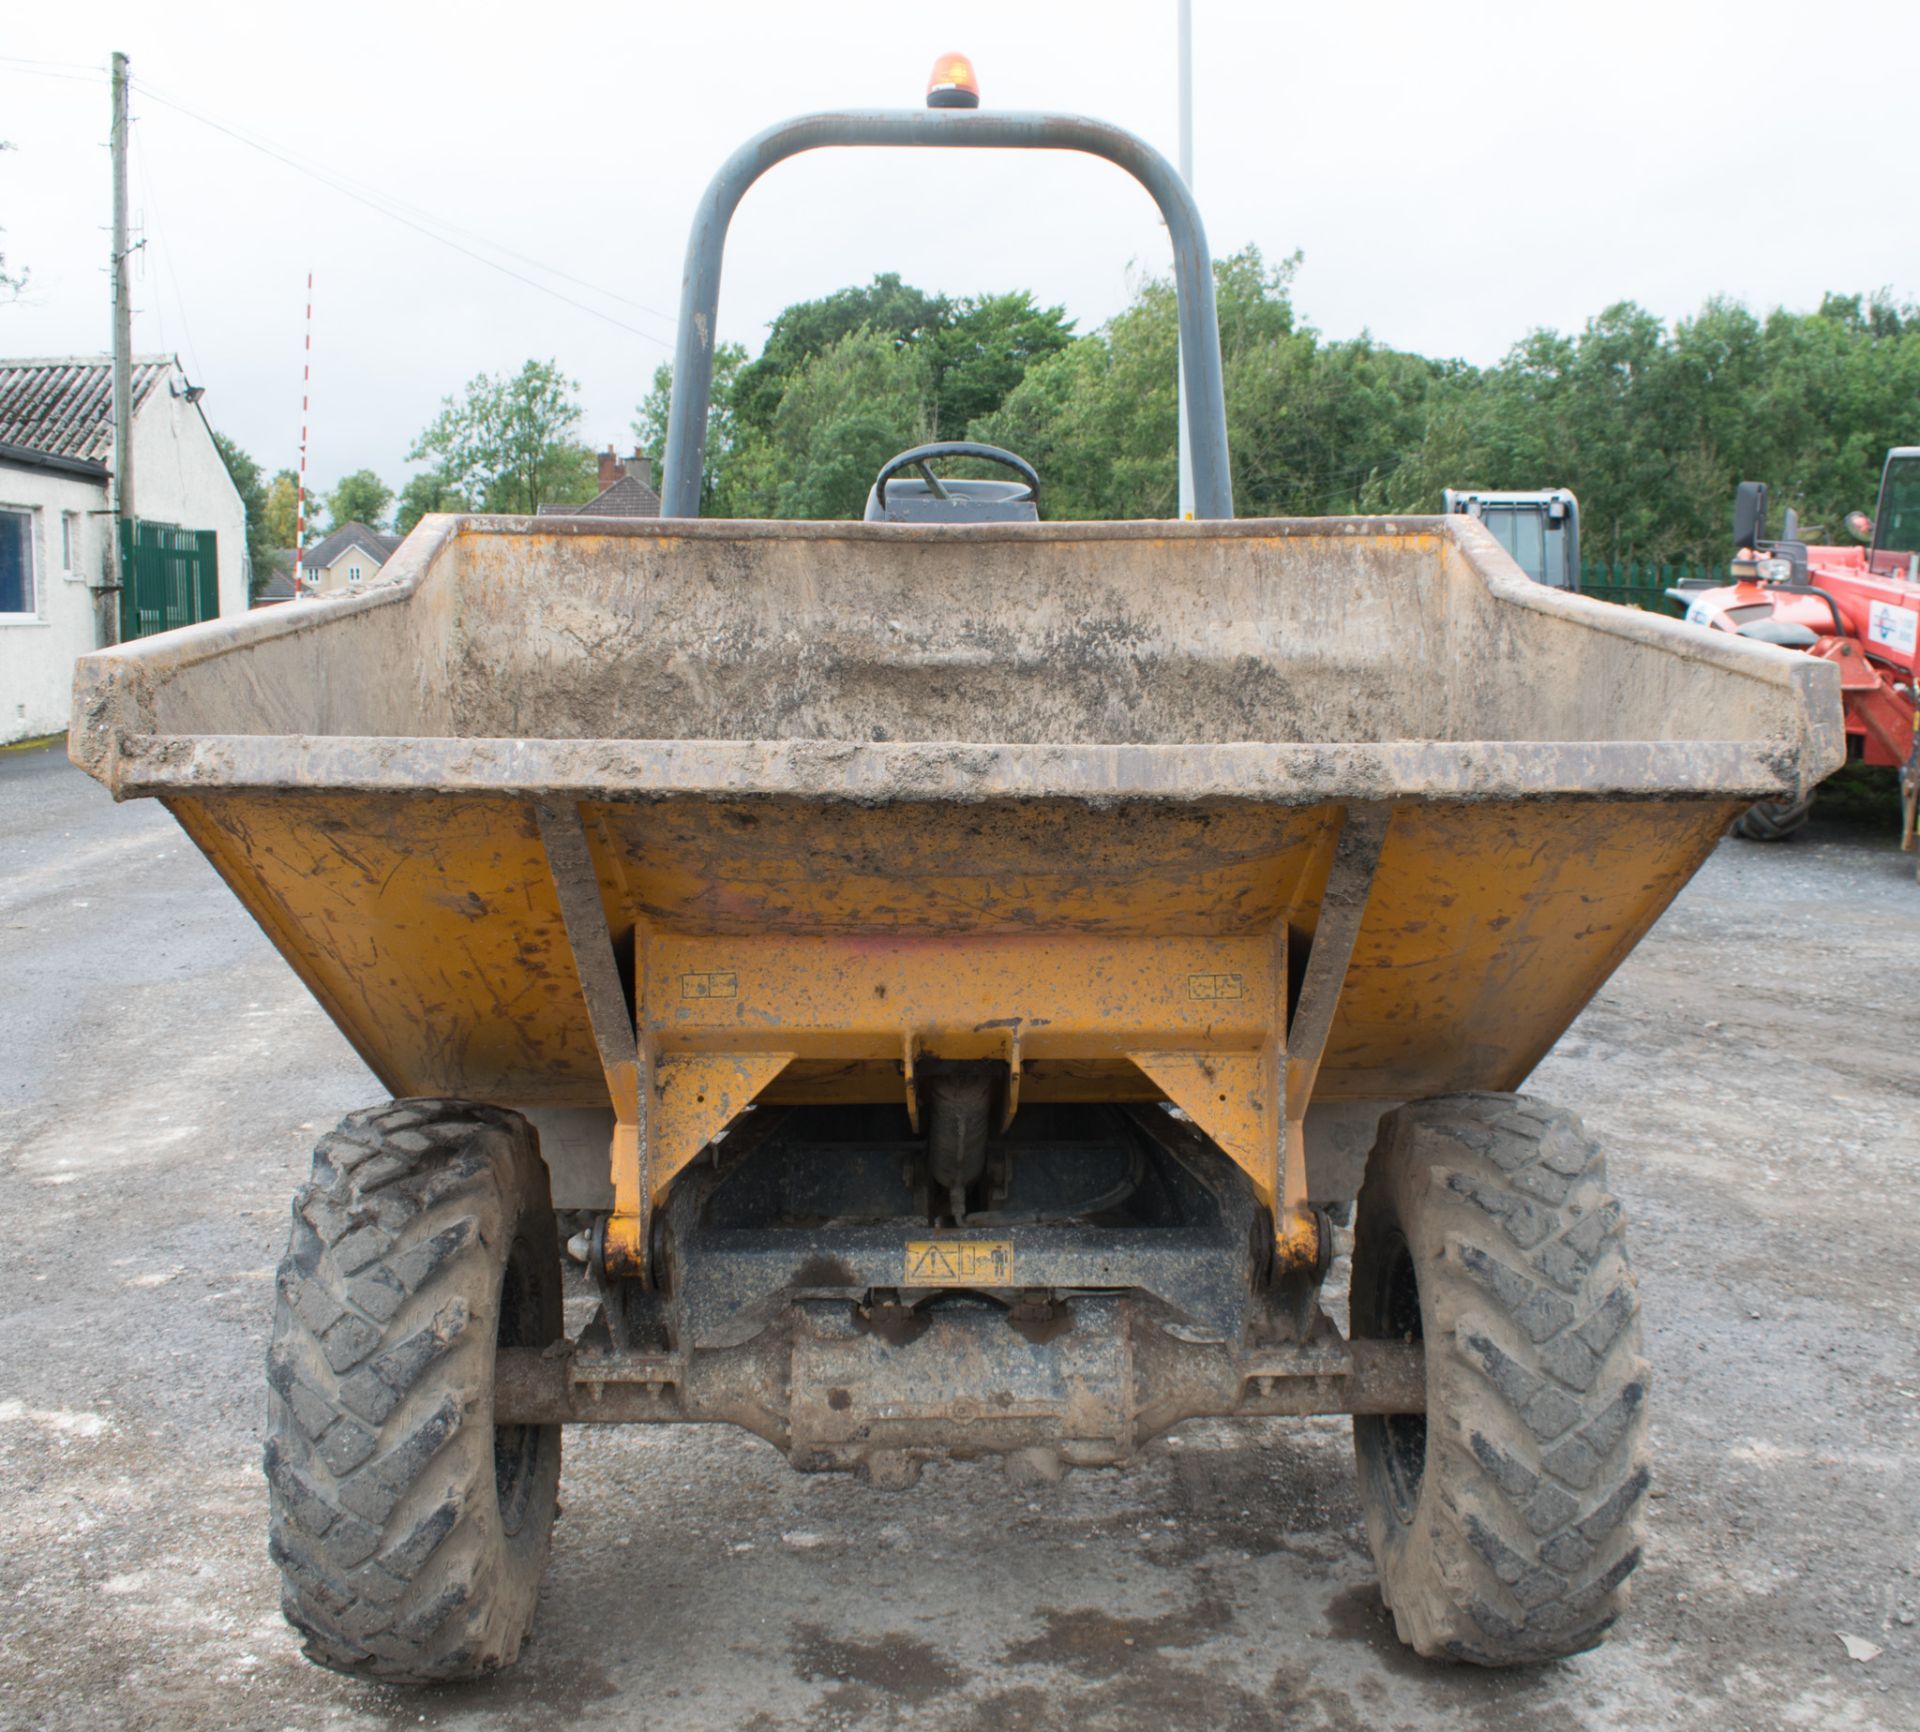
[926,51,981,108]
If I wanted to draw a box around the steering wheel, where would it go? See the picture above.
[873,441,1040,514]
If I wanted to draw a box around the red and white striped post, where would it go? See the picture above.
[292,271,313,591]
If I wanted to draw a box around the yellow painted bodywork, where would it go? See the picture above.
[168,788,1738,1268]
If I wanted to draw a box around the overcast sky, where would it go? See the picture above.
[3,0,1914,501]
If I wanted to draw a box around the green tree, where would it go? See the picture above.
[263,470,302,547]
[211,431,274,599]
[1431,304,1690,561]
[928,291,1075,435]
[632,341,748,514]
[393,466,471,535]
[1743,294,1920,539]
[408,359,598,516]
[1412,290,1920,567]
[325,468,394,531]
[973,298,1175,518]
[974,247,1442,521]
[643,278,1073,517]
[623,254,1920,562]
[761,327,934,519]
[732,274,949,439]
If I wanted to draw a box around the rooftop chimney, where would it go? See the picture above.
[596,448,655,495]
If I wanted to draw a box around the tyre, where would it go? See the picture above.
[265,1099,563,1683]
[1351,1093,1649,1665]
[1731,793,1813,841]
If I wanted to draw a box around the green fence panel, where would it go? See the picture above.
[1579,559,1729,619]
[119,522,220,641]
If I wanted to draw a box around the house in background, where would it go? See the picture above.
[0,354,248,744]
[268,521,403,600]
[256,448,653,607]
[537,447,662,518]
[252,561,299,606]
[255,522,404,606]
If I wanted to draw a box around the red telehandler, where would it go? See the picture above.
[1673,447,1920,868]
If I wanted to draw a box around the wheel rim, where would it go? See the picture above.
[1371,1230,1428,1525]
[493,1234,547,1537]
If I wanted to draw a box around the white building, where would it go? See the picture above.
[0,355,248,745]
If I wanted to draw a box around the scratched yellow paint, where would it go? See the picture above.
[166,792,603,1102]
[645,931,1276,1060]
[165,788,1740,1237]
[589,798,1343,936]
[649,1050,795,1201]
[1327,798,1741,1096]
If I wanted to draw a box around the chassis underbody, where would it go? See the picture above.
[496,1101,1423,1482]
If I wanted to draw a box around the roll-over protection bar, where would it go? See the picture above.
[660,108,1235,520]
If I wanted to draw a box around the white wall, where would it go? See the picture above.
[133,381,249,616]
[0,367,251,745]
[0,462,110,745]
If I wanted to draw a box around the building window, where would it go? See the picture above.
[347,564,362,584]
[0,508,36,617]
[61,511,80,575]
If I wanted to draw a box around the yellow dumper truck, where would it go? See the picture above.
[73,96,1841,1682]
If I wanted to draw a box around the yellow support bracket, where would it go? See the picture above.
[1127,1049,1276,1210]
[650,1051,796,1203]
[569,806,1389,1281]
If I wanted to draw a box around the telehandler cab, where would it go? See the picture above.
[1673,453,1920,857]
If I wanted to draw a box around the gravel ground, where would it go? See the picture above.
[1,738,1915,1732]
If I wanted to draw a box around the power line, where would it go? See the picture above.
[132,80,674,349]
[2,58,675,347]
[0,58,109,86]
[147,78,678,328]
[0,52,105,70]
[239,137,681,329]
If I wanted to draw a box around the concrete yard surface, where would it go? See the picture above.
[1,738,1916,1731]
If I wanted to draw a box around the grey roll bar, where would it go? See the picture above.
[660,108,1234,521]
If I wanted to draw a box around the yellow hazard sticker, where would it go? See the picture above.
[903,1239,1015,1286]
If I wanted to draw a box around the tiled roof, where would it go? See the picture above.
[536,473,662,518]
[298,522,402,569]
[0,355,175,462]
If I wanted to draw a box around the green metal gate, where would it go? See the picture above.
[120,521,218,641]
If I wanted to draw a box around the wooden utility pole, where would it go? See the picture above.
[107,49,132,646]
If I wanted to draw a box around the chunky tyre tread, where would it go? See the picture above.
[266,1100,559,1683]
[1353,1092,1650,1665]
[1731,793,1814,842]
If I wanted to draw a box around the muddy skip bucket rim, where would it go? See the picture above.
[71,512,1844,804]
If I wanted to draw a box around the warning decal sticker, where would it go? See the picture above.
[1866,600,1918,658]
[679,971,738,1000]
[1187,972,1245,1001]
[903,1239,1015,1287]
